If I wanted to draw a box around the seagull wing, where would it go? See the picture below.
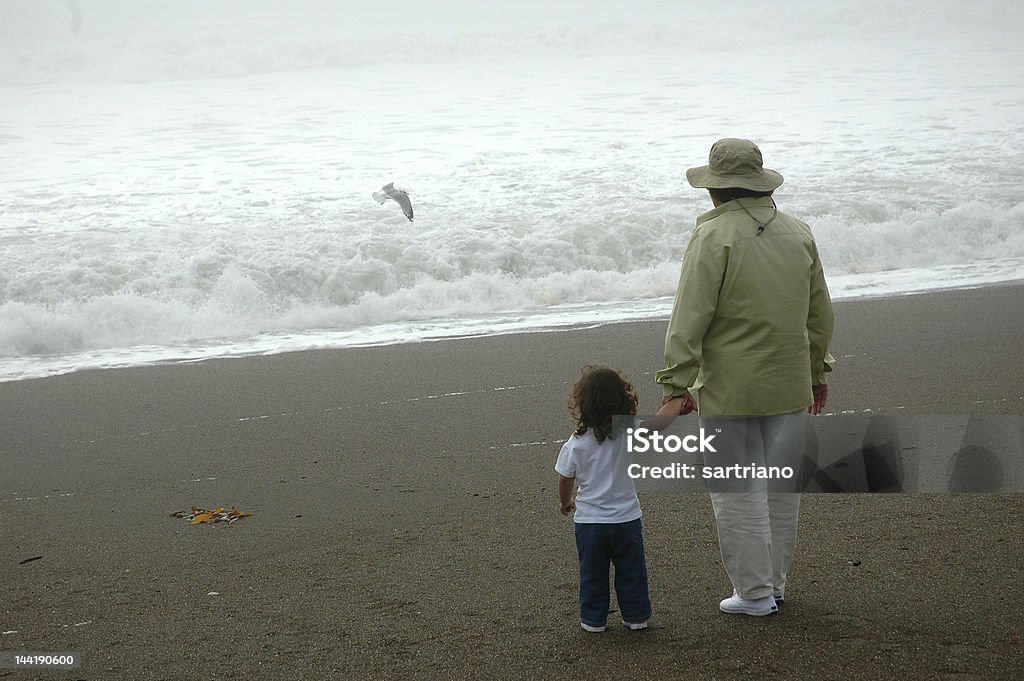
[393,192,413,221]
[373,183,413,221]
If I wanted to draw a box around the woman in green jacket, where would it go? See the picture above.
[657,138,835,616]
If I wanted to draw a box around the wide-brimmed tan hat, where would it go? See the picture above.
[686,138,784,192]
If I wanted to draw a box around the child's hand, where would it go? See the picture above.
[662,392,695,415]
[663,395,685,415]
[560,499,576,516]
[643,393,693,431]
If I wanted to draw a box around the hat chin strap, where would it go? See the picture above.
[735,197,778,235]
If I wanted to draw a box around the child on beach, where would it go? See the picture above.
[556,365,684,632]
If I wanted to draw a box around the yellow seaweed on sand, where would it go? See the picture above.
[169,505,253,524]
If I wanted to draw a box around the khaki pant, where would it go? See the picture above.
[699,411,805,600]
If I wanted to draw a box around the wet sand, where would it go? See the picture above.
[2,283,1023,680]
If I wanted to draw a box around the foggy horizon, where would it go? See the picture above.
[4,0,1022,43]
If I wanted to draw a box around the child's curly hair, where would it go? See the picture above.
[568,365,639,443]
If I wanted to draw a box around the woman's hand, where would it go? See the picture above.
[808,384,829,415]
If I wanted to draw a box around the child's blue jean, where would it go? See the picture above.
[575,519,652,627]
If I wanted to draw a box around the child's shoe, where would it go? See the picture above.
[580,621,606,633]
[622,619,649,630]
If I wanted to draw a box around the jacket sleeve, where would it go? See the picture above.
[807,241,836,384]
[655,227,726,396]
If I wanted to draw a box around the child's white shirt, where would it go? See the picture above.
[554,421,642,524]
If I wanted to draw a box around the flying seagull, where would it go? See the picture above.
[372,183,414,222]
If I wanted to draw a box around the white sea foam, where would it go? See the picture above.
[1,1,1023,382]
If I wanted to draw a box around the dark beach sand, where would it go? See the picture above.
[2,283,1023,680]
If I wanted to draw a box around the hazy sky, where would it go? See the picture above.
[4,0,1021,42]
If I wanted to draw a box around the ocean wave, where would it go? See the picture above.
[2,197,1022,360]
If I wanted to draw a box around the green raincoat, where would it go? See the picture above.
[656,196,835,416]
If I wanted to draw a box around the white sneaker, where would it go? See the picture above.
[580,622,606,633]
[622,619,649,630]
[719,593,778,616]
